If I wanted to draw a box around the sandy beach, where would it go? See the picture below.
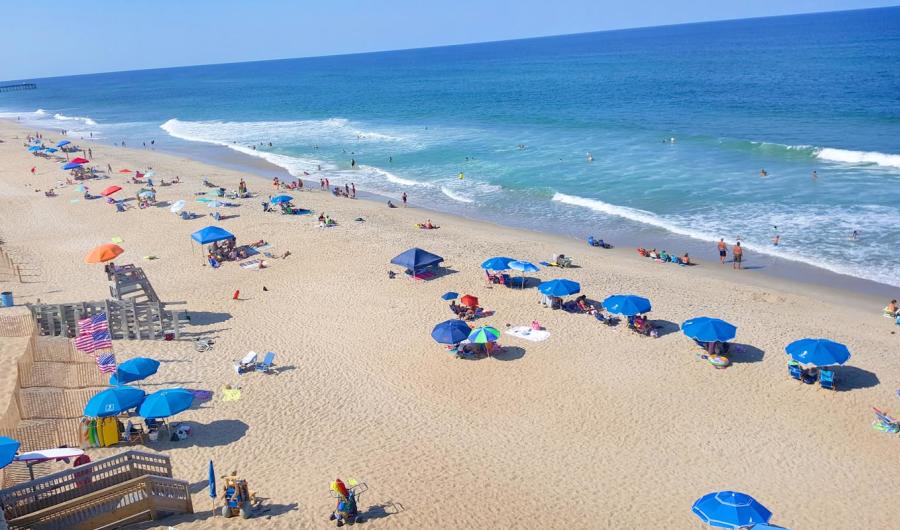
[1,119,899,529]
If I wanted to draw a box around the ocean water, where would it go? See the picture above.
[3,7,900,286]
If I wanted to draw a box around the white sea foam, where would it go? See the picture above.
[53,113,97,126]
[34,109,47,116]
[440,186,474,203]
[358,165,429,187]
[815,147,900,169]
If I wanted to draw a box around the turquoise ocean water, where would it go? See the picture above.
[2,7,900,287]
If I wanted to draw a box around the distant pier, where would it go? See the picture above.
[0,83,36,93]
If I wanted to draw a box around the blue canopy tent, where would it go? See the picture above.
[191,226,235,265]
[391,248,443,278]
[0,437,21,469]
[83,386,146,417]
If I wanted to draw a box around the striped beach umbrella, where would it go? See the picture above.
[468,326,500,344]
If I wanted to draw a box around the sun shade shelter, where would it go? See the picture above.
[391,248,443,275]
[682,317,737,343]
[191,226,234,245]
[84,243,124,264]
[139,388,194,419]
[785,338,850,366]
[692,490,772,529]
[83,386,146,417]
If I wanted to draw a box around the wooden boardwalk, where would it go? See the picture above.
[28,299,186,340]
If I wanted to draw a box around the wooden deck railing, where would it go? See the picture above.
[0,451,172,520]
[7,474,193,530]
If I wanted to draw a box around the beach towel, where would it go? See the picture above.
[111,236,124,244]
[506,326,551,342]
[240,259,264,270]
[222,388,241,401]
[190,389,213,401]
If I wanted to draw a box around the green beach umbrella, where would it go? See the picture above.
[468,326,501,344]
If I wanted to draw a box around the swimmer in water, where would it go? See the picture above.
[850,230,859,240]
[587,152,593,162]
[811,170,818,180]
[772,234,780,246]
[760,169,768,177]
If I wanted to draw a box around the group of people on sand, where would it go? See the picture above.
[332,183,355,198]
[637,247,691,265]
[207,238,248,264]
[449,300,482,321]
[317,212,337,228]
[416,219,438,230]
[885,300,900,323]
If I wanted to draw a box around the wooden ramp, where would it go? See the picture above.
[0,451,192,529]
[28,300,186,340]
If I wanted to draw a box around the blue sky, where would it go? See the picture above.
[1,0,894,80]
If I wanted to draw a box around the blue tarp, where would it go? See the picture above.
[391,248,443,271]
[191,226,234,245]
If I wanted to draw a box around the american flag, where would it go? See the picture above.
[96,353,117,373]
[73,313,112,354]
[77,313,109,336]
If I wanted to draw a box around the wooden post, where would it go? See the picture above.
[173,311,181,340]
[15,264,23,283]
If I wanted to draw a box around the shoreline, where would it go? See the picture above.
[23,116,898,301]
[2,119,899,528]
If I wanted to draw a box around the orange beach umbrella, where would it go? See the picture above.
[85,243,124,264]
[100,185,122,197]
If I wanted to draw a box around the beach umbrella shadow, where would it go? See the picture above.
[729,344,765,364]
[360,501,405,521]
[493,346,526,361]
[650,319,680,338]
[835,366,879,391]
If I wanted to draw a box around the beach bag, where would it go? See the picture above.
[531,320,541,331]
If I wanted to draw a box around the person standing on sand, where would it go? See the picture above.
[402,192,408,207]
[351,183,356,198]
[717,238,727,264]
[320,178,325,190]
[733,242,743,270]
[325,178,330,189]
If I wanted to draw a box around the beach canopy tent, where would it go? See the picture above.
[785,338,850,366]
[56,140,70,147]
[391,247,443,273]
[602,294,652,316]
[270,195,293,205]
[682,317,737,343]
[191,226,234,245]
[692,490,772,529]
[538,279,581,297]
[110,357,160,385]
[100,185,122,197]
[468,326,501,344]
[83,386,146,417]
[84,243,124,264]
[0,437,21,468]
[431,319,472,345]
[139,388,194,419]
[480,256,515,271]
[62,162,82,170]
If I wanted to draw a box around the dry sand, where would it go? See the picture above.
[0,120,899,529]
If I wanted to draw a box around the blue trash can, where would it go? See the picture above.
[0,292,12,307]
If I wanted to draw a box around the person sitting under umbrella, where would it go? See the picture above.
[574,295,598,315]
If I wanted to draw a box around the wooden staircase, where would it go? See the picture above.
[0,451,193,529]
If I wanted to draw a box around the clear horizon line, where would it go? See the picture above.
[3,4,896,84]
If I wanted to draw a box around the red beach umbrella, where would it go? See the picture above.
[118,169,133,174]
[460,295,479,308]
[70,157,90,164]
[100,185,122,197]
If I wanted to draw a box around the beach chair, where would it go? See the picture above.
[208,257,221,268]
[256,351,276,373]
[234,351,257,375]
[872,408,900,434]
[819,369,836,390]
[115,202,126,213]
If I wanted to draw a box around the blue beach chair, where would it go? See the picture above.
[819,369,836,390]
[256,351,276,373]
[788,363,802,381]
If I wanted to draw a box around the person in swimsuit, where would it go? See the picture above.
[717,239,727,264]
[733,242,743,270]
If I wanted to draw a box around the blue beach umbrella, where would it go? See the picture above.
[208,460,217,502]
[692,491,772,529]
[509,260,539,273]
[44,147,58,153]
[480,256,514,271]
[62,162,82,170]
[750,525,791,530]
[270,194,293,205]
[602,294,652,316]
[83,386,146,417]
[538,279,581,297]
[56,140,71,147]
[468,326,501,344]
[785,338,850,366]
[682,317,737,343]
[27,146,42,152]
[139,388,194,419]
[0,437,21,468]
[441,291,459,301]
[110,357,160,385]
[431,319,471,344]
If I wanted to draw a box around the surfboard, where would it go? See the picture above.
[15,447,85,463]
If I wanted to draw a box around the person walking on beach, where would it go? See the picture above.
[402,192,408,207]
[717,238,727,264]
[320,178,325,190]
[325,178,330,189]
[351,183,356,198]
[88,148,92,158]
[732,242,743,270]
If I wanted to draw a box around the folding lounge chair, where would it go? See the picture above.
[256,351,276,373]
[872,408,900,434]
[819,369,836,390]
[788,363,803,381]
[234,351,257,375]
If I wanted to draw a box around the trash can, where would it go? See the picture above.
[0,292,12,307]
